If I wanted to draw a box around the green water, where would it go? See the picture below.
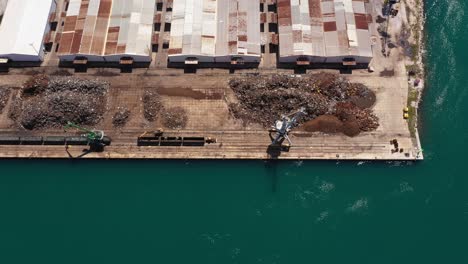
[1,1,467,263]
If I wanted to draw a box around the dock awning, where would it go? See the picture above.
[73,58,88,65]
[185,57,199,65]
[231,57,245,65]
[120,57,134,65]
[342,58,357,66]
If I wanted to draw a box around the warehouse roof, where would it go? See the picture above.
[278,0,373,58]
[0,0,54,58]
[169,0,261,57]
[58,0,155,57]
[0,0,8,17]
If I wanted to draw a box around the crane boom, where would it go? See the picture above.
[63,121,104,141]
[271,107,306,146]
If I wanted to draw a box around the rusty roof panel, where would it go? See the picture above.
[354,13,368,30]
[58,32,74,54]
[58,0,155,58]
[323,21,337,32]
[63,16,78,32]
[278,0,373,59]
[169,0,260,58]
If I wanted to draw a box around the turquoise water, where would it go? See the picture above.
[1,1,468,263]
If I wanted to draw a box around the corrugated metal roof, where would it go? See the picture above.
[169,0,261,57]
[58,0,155,57]
[278,0,372,59]
[0,0,8,18]
[0,0,54,59]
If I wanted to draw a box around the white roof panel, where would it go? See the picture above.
[0,0,54,58]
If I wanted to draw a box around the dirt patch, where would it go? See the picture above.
[228,73,379,136]
[162,107,188,129]
[379,68,395,77]
[9,75,109,130]
[143,89,164,122]
[93,70,120,77]
[22,73,49,96]
[156,87,223,100]
[112,107,130,127]
[301,116,361,137]
[301,115,343,134]
[50,70,73,76]
[0,87,10,113]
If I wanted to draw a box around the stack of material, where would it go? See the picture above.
[162,107,188,130]
[10,75,109,130]
[0,87,10,113]
[142,89,163,122]
[112,106,130,127]
[228,72,379,136]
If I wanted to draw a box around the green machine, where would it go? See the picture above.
[63,122,111,148]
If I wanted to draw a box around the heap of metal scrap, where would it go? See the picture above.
[228,73,379,136]
[112,106,131,127]
[142,89,163,122]
[10,75,109,130]
[142,90,189,129]
[0,87,10,113]
[162,107,188,130]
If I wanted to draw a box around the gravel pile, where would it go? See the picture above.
[228,73,379,136]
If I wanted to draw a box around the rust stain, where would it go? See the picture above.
[323,21,337,32]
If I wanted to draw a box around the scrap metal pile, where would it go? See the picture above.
[0,87,10,113]
[10,74,109,130]
[228,73,379,136]
[143,90,188,129]
[112,106,130,127]
[143,89,164,122]
[162,107,188,130]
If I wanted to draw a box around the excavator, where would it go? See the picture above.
[63,121,111,150]
[270,107,306,147]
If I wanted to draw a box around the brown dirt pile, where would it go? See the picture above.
[300,115,344,134]
[10,75,109,130]
[229,73,379,136]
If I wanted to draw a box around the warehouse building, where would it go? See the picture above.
[57,0,156,65]
[277,0,373,66]
[0,0,56,63]
[168,0,261,66]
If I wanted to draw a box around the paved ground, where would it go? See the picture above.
[0,69,421,160]
[0,0,423,160]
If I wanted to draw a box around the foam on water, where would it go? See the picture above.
[346,198,369,213]
[426,0,466,119]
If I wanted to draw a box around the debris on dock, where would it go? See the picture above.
[112,107,131,127]
[162,107,188,129]
[9,74,109,130]
[0,87,10,113]
[142,89,163,122]
[228,73,379,136]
